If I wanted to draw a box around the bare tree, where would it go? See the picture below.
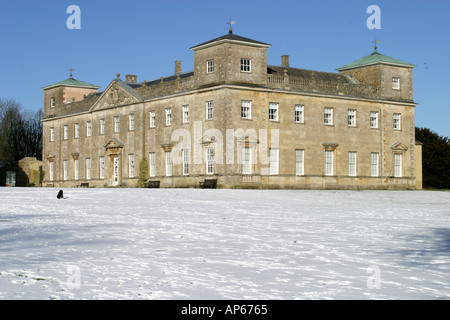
[0,98,42,166]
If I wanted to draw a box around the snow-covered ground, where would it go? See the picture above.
[0,187,449,300]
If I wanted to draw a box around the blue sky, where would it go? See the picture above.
[1,0,449,138]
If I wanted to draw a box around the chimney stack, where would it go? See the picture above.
[125,75,137,83]
[281,55,290,68]
[175,61,182,74]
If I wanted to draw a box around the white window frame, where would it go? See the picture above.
[206,59,214,74]
[50,97,55,108]
[394,153,402,178]
[348,151,357,177]
[206,101,213,120]
[206,147,214,175]
[86,158,91,180]
[348,109,356,127]
[50,127,54,142]
[295,105,304,123]
[114,116,120,133]
[149,152,156,177]
[99,156,105,179]
[324,107,333,125]
[100,118,105,135]
[370,111,379,129]
[392,77,400,90]
[165,108,172,126]
[182,149,189,176]
[269,102,278,121]
[129,113,135,131]
[269,148,279,175]
[241,58,251,72]
[325,150,334,176]
[86,121,92,137]
[241,100,252,119]
[63,125,68,140]
[74,123,79,139]
[74,159,79,180]
[295,149,305,176]
[49,162,54,182]
[295,149,304,176]
[63,160,68,181]
[393,113,401,130]
[371,152,379,177]
[241,147,252,175]
[129,154,135,178]
[165,151,172,177]
[150,111,156,128]
[182,105,189,124]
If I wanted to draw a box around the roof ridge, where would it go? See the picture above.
[191,33,271,50]
[42,77,100,90]
[141,71,194,86]
[336,50,415,71]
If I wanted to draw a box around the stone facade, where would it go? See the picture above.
[41,31,421,189]
[0,157,42,187]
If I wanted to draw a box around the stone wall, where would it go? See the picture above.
[42,83,418,189]
[41,33,418,189]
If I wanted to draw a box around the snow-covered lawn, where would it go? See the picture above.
[0,187,449,300]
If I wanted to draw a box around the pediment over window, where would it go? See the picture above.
[391,142,408,151]
[200,135,217,145]
[71,152,80,160]
[236,134,259,145]
[90,79,142,111]
[161,143,173,151]
[322,142,339,151]
[46,152,56,160]
[104,138,124,150]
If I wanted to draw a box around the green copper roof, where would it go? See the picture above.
[42,76,100,90]
[336,50,416,71]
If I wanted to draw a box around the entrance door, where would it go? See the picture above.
[113,157,119,186]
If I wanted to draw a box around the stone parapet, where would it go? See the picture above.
[267,74,383,100]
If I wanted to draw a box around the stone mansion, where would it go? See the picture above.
[41,30,422,189]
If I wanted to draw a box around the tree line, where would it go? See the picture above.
[0,98,43,166]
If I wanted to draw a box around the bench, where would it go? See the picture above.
[147,180,160,188]
[199,179,217,189]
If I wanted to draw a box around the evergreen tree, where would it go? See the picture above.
[415,127,450,189]
[138,158,149,188]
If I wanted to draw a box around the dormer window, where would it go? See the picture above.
[241,58,251,72]
[392,77,400,90]
[206,59,214,73]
